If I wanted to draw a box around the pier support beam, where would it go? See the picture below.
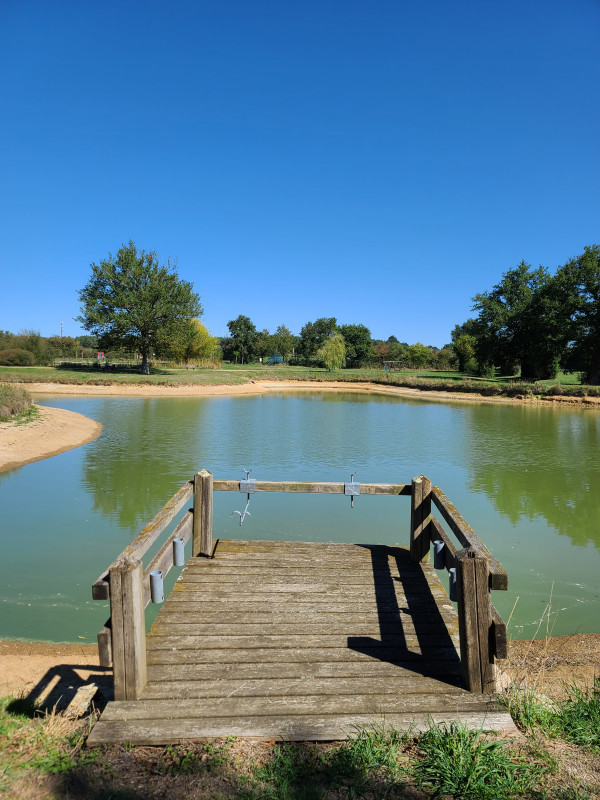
[410,475,431,562]
[193,469,214,557]
[109,557,147,701]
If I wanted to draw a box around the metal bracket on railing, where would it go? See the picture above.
[233,469,254,525]
[344,471,360,509]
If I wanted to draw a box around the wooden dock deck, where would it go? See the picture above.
[88,537,515,744]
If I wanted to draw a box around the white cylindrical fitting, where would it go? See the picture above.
[433,539,445,569]
[448,567,457,602]
[150,570,164,603]
[173,537,185,566]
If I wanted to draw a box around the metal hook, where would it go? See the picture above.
[231,499,252,526]
[233,469,255,525]
[345,470,360,509]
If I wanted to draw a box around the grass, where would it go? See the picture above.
[0,383,34,421]
[3,694,599,800]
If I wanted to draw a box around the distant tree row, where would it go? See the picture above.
[222,314,454,371]
[451,245,600,383]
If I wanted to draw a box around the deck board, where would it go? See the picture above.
[88,539,516,744]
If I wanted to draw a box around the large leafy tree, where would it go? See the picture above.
[271,324,297,361]
[77,242,202,374]
[471,261,568,380]
[339,323,372,367]
[227,315,257,363]
[298,317,338,359]
[557,245,600,384]
[158,319,219,364]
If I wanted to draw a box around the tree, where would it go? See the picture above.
[339,323,372,368]
[271,325,297,362]
[471,261,566,380]
[227,315,257,363]
[77,241,201,374]
[318,332,346,371]
[158,319,218,363]
[298,317,338,359]
[408,342,431,368]
[556,245,600,384]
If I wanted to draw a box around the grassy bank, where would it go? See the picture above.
[0,364,597,401]
[0,384,34,421]
[2,678,599,799]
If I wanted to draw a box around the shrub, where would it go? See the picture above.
[0,384,33,419]
[0,348,35,366]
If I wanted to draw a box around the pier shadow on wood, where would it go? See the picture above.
[347,545,461,684]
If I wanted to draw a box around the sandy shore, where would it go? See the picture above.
[0,405,103,473]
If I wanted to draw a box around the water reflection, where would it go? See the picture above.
[465,404,600,549]
[82,398,212,530]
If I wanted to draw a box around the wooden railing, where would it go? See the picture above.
[92,470,507,700]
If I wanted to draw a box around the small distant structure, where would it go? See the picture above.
[267,351,284,365]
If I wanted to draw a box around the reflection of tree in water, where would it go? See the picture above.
[83,399,208,531]
[466,404,600,548]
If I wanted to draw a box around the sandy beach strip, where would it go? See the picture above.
[0,405,103,473]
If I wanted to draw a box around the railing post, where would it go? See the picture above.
[193,469,213,557]
[455,548,495,694]
[410,475,431,562]
[109,556,147,701]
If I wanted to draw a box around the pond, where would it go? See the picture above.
[1,391,599,643]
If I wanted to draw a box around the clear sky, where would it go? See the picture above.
[1,0,598,346]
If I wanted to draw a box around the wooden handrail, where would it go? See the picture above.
[431,485,508,590]
[213,480,411,495]
[92,481,193,599]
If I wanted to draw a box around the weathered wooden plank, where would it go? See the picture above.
[146,646,460,665]
[165,591,451,607]
[431,487,507,590]
[146,633,460,651]
[456,550,482,693]
[92,481,193,599]
[213,480,412,496]
[148,620,459,637]
[142,511,193,607]
[142,675,465,699]
[170,580,447,595]
[193,469,213,557]
[87,711,518,745]
[146,660,463,682]
[101,690,494,720]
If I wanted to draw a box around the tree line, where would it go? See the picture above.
[452,245,600,384]
[221,315,453,371]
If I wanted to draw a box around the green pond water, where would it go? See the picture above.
[1,391,599,643]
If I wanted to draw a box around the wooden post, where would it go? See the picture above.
[410,475,431,562]
[455,548,495,693]
[193,469,213,557]
[109,557,147,701]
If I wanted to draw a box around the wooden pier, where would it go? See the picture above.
[87,473,516,744]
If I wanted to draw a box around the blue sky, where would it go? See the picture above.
[1,0,598,346]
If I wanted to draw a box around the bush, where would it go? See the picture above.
[0,384,33,419]
[0,348,35,366]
